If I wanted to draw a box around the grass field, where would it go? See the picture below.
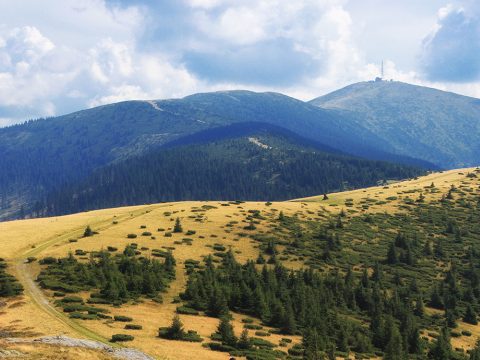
[0,167,478,359]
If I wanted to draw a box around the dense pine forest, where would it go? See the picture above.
[39,132,425,216]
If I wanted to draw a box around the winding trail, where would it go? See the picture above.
[10,204,171,357]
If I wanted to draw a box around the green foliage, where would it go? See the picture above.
[158,314,202,342]
[0,259,23,297]
[173,218,183,233]
[114,315,133,322]
[37,246,175,304]
[110,334,134,342]
[83,226,94,237]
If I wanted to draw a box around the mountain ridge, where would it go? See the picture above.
[310,80,480,168]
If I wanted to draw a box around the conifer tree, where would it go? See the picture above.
[173,218,183,233]
[463,304,478,325]
[164,314,185,340]
[237,329,251,350]
[384,324,405,360]
[83,225,94,237]
[387,242,398,264]
[429,327,452,360]
[217,316,237,347]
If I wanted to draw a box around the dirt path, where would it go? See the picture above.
[10,204,172,357]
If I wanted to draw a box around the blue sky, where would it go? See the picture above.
[0,0,479,126]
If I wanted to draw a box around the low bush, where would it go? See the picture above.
[125,324,143,330]
[111,334,134,342]
[176,306,199,315]
[114,315,133,322]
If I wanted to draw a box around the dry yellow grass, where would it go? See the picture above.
[0,168,478,359]
[294,167,477,213]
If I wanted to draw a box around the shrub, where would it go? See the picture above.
[176,306,199,315]
[254,331,270,337]
[69,312,97,320]
[61,296,84,303]
[141,232,152,236]
[114,315,133,322]
[127,234,137,239]
[111,334,134,342]
[83,226,94,237]
[125,324,143,330]
[205,342,236,352]
[39,257,57,265]
[244,324,263,330]
[107,246,117,252]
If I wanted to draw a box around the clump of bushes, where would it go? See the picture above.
[125,324,143,330]
[114,315,133,322]
[158,315,202,342]
[111,334,134,342]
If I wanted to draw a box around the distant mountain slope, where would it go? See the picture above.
[0,90,431,220]
[310,80,480,168]
[39,123,425,216]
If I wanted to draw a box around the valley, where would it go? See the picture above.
[1,168,480,359]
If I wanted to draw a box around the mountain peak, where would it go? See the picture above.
[310,80,480,168]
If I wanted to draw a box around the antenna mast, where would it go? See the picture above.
[381,60,384,79]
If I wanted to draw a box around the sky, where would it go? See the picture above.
[0,0,479,126]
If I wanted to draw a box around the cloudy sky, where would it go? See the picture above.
[0,0,479,126]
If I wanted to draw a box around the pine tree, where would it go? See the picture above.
[164,314,185,340]
[429,327,452,360]
[414,296,425,318]
[256,254,266,264]
[83,225,94,237]
[173,218,183,233]
[384,323,405,360]
[217,316,237,347]
[282,305,297,335]
[429,285,444,309]
[463,304,478,325]
[303,328,324,360]
[237,329,251,350]
[387,242,398,264]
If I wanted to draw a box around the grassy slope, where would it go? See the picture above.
[0,167,478,359]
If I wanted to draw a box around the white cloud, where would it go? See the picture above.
[0,0,203,123]
[0,0,480,126]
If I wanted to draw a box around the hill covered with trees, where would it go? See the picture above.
[38,123,425,216]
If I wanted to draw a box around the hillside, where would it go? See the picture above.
[0,89,434,220]
[39,122,425,216]
[311,80,480,169]
[1,168,480,359]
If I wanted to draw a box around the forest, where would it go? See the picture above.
[38,134,425,217]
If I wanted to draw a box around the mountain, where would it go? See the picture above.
[311,80,480,169]
[39,122,425,216]
[0,90,432,220]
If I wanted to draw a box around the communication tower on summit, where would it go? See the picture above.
[375,60,385,82]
